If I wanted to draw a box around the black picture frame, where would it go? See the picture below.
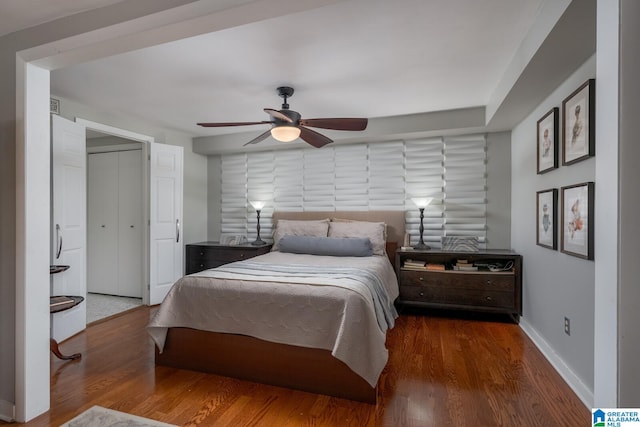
[562,79,595,165]
[536,188,557,250]
[537,107,559,174]
[561,182,594,259]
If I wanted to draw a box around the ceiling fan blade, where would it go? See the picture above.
[264,108,293,123]
[243,129,272,146]
[299,126,333,148]
[197,121,271,127]
[299,117,368,131]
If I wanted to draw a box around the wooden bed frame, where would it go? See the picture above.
[155,211,405,403]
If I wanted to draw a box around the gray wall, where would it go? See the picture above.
[0,41,16,411]
[618,0,640,406]
[486,131,512,249]
[206,131,512,248]
[511,55,596,395]
[206,156,222,242]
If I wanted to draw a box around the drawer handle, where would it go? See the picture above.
[240,254,244,258]
[419,277,424,281]
[486,296,493,301]
[200,264,204,267]
[419,292,425,297]
[199,252,204,256]
[486,280,493,285]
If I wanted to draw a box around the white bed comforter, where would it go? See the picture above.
[147,251,399,387]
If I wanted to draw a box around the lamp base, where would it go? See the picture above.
[251,238,266,246]
[413,243,431,250]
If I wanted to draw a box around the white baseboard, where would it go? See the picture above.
[519,318,593,409]
[0,399,15,422]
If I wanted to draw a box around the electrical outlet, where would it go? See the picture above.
[564,317,571,335]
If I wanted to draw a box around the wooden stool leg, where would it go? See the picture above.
[50,338,81,360]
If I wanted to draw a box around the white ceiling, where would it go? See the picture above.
[42,0,544,140]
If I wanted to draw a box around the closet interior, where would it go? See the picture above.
[86,132,144,322]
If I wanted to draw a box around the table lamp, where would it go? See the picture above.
[249,200,266,245]
[411,197,433,250]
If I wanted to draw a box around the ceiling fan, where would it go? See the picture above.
[197,86,368,148]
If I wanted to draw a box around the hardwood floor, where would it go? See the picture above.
[8,307,588,426]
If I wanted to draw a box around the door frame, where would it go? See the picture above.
[77,119,154,305]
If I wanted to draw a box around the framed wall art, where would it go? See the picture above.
[562,79,595,165]
[537,107,558,174]
[561,182,594,259]
[536,188,557,250]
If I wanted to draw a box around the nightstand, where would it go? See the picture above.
[395,249,522,323]
[185,241,272,274]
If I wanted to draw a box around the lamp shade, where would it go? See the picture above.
[271,125,301,142]
[250,200,266,210]
[411,197,433,209]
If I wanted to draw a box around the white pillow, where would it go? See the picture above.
[328,220,386,256]
[272,219,330,251]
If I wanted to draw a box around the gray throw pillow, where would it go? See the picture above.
[278,235,373,257]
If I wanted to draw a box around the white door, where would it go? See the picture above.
[51,115,86,342]
[87,149,143,298]
[87,152,118,295]
[149,142,183,305]
[118,150,143,297]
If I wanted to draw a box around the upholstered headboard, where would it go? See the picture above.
[272,210,406,265]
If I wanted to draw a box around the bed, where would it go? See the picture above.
[148,211,405,403]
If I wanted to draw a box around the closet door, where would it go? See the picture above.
[117,150,143,297]
[52,115,87,341]
[87,152,118,295]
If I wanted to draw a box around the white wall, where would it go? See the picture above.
[55,95,208,247]
[593,0,619,406]
[617,0,640,406]
[511,55,596,405]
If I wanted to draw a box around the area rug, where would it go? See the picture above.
[60,405,177,427]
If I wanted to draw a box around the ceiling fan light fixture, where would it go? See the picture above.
[271,125,301,142]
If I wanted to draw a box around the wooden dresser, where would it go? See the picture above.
[185,241,272,275]
[395,249,522,322]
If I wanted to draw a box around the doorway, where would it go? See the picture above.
[86,130,144,323]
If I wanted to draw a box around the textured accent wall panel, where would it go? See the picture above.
[220,136,486,246]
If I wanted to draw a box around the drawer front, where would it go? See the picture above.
[400,270,514,292]
[186,245,271,274]
[186,258,227,274]
[399,284,514,309]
